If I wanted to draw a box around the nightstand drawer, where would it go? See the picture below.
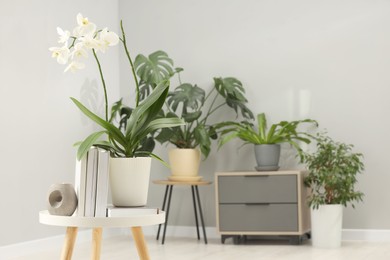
[219,204,298,232]
[218,175,297,203]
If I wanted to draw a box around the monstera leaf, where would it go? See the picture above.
[213,77,254,119]
[194,124,211,158]
[134,51,179,100]
[167,83,205,114]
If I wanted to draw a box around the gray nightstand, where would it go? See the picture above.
[215,170,311,245]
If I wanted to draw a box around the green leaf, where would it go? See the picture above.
[134,50,175,100]
[139,117,185,139]
[76,131,106,160]
[70,98,127,147]
[208,126,218,140]
[167,83,205,113]
[225,97,254,119]
[257,113,267,140]
[155,128,176,144]
[218,132,240,147]
[194,124,211,158]
[137,137,155,154]
[213,77,254,119]
[125,80,169,137]
[214,77,246,101]
[109,99,123,123]
[182,111,202,123]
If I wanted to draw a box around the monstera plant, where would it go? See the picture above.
[114,50,254,159]
[112,50,253,179]
[157,78,254,159]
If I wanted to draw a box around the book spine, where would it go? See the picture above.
[84,147,98,217]
[74,154,87,217]
[95,149,110,217]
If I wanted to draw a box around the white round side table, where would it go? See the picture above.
[39,209,165,260]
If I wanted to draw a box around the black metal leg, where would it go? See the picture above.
[162,185,173,244]
[195,186,208,244]
[156,185,169,240]
[191,185,200,240]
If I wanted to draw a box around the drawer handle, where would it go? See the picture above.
[244,175,269,177]
[245,203,270,206]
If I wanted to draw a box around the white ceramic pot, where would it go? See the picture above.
[109,157,151,207]
[311,204,343,248]
[168,148,201,177]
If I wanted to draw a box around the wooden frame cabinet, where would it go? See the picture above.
[215,171,311,244]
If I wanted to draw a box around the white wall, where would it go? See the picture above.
[2,0,390,248]
[0,0,119,246]
[119,0,390,230]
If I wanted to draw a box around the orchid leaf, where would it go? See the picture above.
[76,131,106,160]
[71,97,127,147]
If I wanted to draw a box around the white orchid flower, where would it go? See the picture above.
[56,27,70,44]
[71,42,88,60]
[49,46,70,64]
[79,34,100,50]
[73,13,96,37]
[99,28,119,47]
[64,61,85,73]
[94,28,119,53]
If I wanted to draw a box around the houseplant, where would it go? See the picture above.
[300,133,364,248]
[123,52,254,178]
[49,14,184,206]
[217,113,317,170]
[156,77,254,178]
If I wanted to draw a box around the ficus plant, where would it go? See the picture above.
[300,133,365,209]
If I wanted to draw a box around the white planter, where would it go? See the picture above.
[311,204,343,248]
[168,148,201,177]
[109,157,151,207]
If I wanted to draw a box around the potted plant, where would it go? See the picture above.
[127,53,254,179]
[157,77,254,179]
[217,113,317,171]
[300,133,364,248]
[49,14,184,206]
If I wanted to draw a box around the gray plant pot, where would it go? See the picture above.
[254,144,281,171]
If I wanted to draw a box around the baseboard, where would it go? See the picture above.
[134,225,220,239]
[2,227,390,258]
[0,228,122,259]
[342,229,390,241]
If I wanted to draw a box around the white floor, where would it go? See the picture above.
[8,235,390,260]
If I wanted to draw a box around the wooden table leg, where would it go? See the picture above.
[61,227,78,260]
[131,226,150,260]
[91,228,102,260]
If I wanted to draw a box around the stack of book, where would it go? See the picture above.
[74,147,110,217]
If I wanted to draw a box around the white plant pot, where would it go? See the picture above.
[168,148,201,177]
[109,157,151,207]
[311,204,343,248]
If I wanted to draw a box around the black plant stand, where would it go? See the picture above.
[153,180,211,244]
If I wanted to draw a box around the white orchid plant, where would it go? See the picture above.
[49,14,184,160]
[50,13,119,121]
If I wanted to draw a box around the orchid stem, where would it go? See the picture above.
[92,49,108,121]
[120,20,140,107]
